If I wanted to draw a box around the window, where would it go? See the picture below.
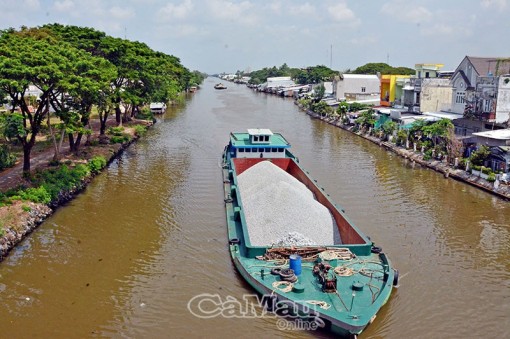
[246,148,251,153]
[264,135,270,142]
[483,100,492,112]
[258,148,264,152]
[455,91,465,104]
[271,148,277,152]
[264,148,270,152]
[239,148,245,152]
[361,87,366,93]
[278,148,284,152]
[425,72,430,78]
[253,135,259,142]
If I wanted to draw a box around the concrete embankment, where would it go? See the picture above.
[298,105,510,200]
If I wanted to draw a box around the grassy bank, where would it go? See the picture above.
[0,118,153,260]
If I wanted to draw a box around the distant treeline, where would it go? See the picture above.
[237,62,414,85]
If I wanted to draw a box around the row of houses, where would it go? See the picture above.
[228,57,510,175]
[328,57,510,173]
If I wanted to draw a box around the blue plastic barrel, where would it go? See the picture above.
[289,255,302,276]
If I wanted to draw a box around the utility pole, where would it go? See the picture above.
[330,44,333,69]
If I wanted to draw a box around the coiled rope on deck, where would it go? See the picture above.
[272,281,294,293]
[305,300,331,310]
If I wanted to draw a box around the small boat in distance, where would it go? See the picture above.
[222,129,398,338]
[214,83,227,90]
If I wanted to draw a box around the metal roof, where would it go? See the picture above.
[473,129,510,140]
[342,74,379,80]
[247,128,273,135]
[230,131,290,147]
[422,111,463,120]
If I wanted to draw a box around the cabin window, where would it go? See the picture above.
[264,148,270,152]
[245,148,251,153]
[264,135,270,142]
[271,148,277,152]
[239,148,245,152]
[278,148,284,152]
[253,135,259,142]
[258,148,264,152]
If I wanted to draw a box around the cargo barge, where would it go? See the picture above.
[222,129,398,338]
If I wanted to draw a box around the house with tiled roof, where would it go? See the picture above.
[450,56,510,136]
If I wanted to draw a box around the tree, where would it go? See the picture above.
[0,29,77,172]
[469,145,491,166]
[381,120,398,140]
[422,118,453,148]
[352,62,414,75]
[313,84,325,103]
[356,109,376,131]
[445,126,463,163]
[45,24,192,127]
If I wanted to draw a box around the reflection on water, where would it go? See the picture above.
[0,79,509,338]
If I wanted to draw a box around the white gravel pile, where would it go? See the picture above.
[237,161,340,246]
[272,231,315,247]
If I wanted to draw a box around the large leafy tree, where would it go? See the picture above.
[45,24,192,128]
[294,65,339,84]
[352,62,414,75]
[0,28,81,172]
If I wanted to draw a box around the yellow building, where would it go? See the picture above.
[380,75,411,107]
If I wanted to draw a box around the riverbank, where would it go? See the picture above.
[297,103,510,200]
[0,118,154,260]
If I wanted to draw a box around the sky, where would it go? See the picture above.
[1,0,509,74]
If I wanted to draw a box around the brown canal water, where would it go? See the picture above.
[0,78,509,338]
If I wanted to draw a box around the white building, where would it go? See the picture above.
[332,74,380,103]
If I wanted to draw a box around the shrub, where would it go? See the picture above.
[107,126,125,135]
[469,145,490,166]
[472,165,481,171]
[133,124,148,137]
[88,156,107,173]
[110,134,130,144]
[18,187,51,204]
[21,205,31,212]
[0,144,17,170]
[481,166,492,175]
[135,107,154,120]
[423,149,433,160]
[487,173,496,182]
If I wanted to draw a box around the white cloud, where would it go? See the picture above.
[328,2,356,22]
[24,0,40,10]
[290,3,317,17]
[109,6,135,20]
[159,0,194,20]
[381,1,432,23]
[269,2,282,14]
[207,0,257,25]
[481,0,507,9]
[53,0,74,12]
[350,36,377,46]
[174,24,199,37]
[420,23,454,37]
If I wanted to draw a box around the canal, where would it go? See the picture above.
[0,78,509,338]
